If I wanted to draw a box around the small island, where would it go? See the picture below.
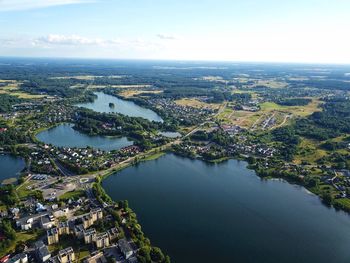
[109,102,115,108]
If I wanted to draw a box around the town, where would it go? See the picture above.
[0,59,350,263]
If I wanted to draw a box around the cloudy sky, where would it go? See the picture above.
[0,0,349,63]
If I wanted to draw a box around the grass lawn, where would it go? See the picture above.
[294,138,328,165]
[48,234,91,261]
[119,89,162,98]
[217,108,262,128]
[334,198,350,210]
[59,189,86,201]
[0,231,44,257]
[251,79,288,89]
[260,98,322,117]
[142,152,165,162]
[175,98,220,110]
[16,181,37,199]
[0,81,45,99]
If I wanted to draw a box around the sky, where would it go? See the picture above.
[0,0,349,63]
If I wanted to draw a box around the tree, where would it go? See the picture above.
[150,247,165,262]
[322,192,333,206]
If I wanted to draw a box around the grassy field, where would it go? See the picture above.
[294,138,328,165]
[142,151,165,162]
[119,89,162,98]
[48,234,90,261]
[51,75,124,80]
[175,98,220,110]
[59,189,86,201]
[217,98,321,130]
[87,84,152,90]
[250,79,288,89]
[260,98,322,117]
[111,84,152,89]
[217,108,260,128]
[0,230,44,257]
[0,81,45,99]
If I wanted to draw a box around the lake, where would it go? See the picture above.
[0,154,25,183]
[36,123,133,151]
[75,92,163,122]
[103,154,350,263]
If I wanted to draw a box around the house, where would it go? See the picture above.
[82,215,94,229]
[84,228,96,244]
[57,221,70,235]
[58,247,75,263]
[81,208,103,229]
[74,224,85,239]
[83,252,107,263]
[16,217,33,231]
[107,227,119,241]
[0,209,8,218]
[90,208,103,221]
[47,227,59,245]
[41,215,55,230]
[118,239,133,259]
[52,208,69,218]
[94,232,109,249]
[35,241,51,262]
[7,253,28,263]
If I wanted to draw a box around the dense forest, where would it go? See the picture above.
[276,98,311,106]
[0,94,23,112]
[295,97,350,140]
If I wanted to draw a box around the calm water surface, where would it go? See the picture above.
[103,154,350,263]
[0,154,25,183]
[76,92,163,122]
[36,123,133,151]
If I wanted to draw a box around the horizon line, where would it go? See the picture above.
[0,55,350,66]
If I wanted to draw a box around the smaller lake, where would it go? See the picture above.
[36,123,133,151]
[0,154,25,183]
[75,92,163,122]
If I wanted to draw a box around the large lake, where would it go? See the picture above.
[0,154,25,183]
[75,92,163,122]
[36,123,133,151]
[103,154,350,263]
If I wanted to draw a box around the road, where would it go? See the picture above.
[51,101,228,195]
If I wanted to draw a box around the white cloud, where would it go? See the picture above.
[1,29,349,64]
[34,34,106,46]
[0,34,162,52]
[156,34,177,40]
[0,0,94,11]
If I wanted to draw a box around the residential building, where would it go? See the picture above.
[35,241,51,262]
[90,208,103,221]
[7,253,28,263]
[82,215,94,229]
[58,221,70,235]
[83,252,107,263]
[94,232,109,249]
[74,224,85,239]
[107,227,119,241]
[47,227,59,245]
[118,239,133,259]
[58,247,75,263]
[84,228,96,244]
[41,215,55,230]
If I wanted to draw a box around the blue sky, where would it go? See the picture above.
[0,0,349,63]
